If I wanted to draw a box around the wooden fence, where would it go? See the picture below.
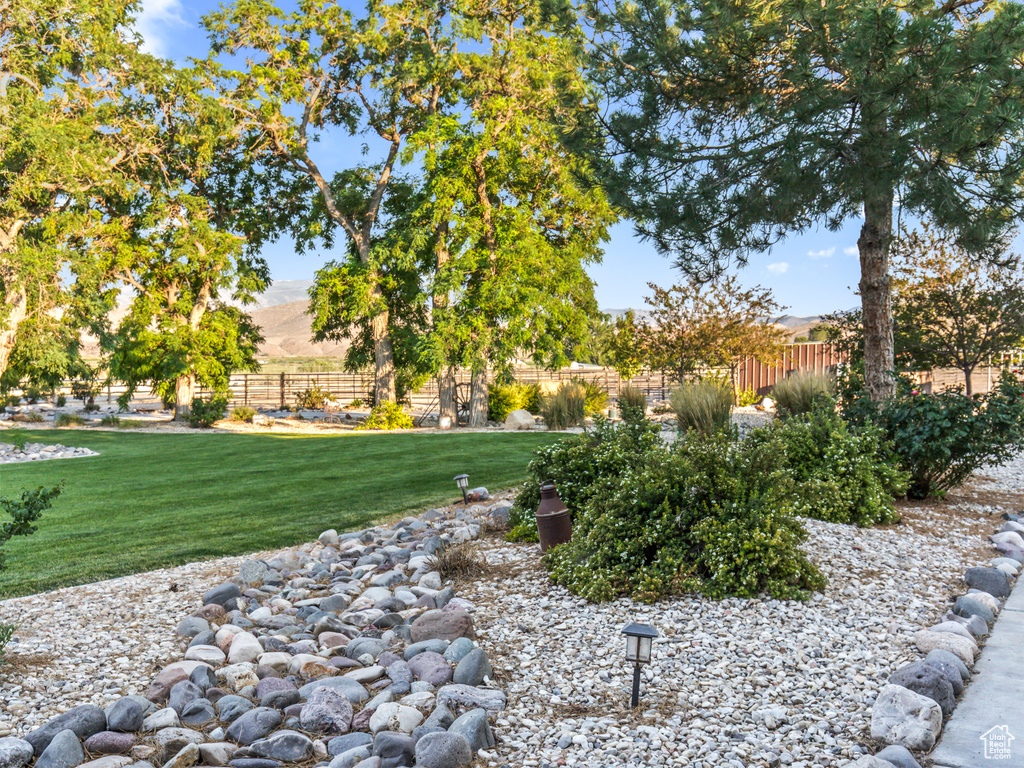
[63,342,848,412]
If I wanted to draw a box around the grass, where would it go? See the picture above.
[0,429,560,598]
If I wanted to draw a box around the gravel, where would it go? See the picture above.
[1,448,1020,768]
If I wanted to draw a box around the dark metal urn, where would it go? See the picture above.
[535,481,572,553]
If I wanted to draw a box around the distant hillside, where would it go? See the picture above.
[249,300,348,358]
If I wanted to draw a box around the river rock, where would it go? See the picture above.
[36,730,85,768]
[913,630,977,667]
[964,566,1011,598]
[141,709,179,732]
[226,708,282,746]
[407,653,451,686]
[874,744,922,768]
[249,731,313,763]
[152,728,205,763]
[203,583,242,607]
[25,706,108,756]
[0,738,34,768]
[409,609,474,644]
[105,699,145,733]
[368,704,422,735]
[453,649,491,686]
[953,595,995,624]
[299,687,353,734]
[888,662,956,717]
[371,732,415,768]
[870,684,943,751]
[413,732,472,768]
[299,678,369,705]
[448,709,495,752]
[436,685,506,714]
[84,732,136,755]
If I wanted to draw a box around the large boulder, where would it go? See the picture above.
[409,608,474,644]
[964,567,1011,598]
[503,410,535,430]
[888,662,956,717]
[870,684,943,751]
[35,730,84,768]
[25,706,108,756]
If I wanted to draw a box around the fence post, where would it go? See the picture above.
[244,375,249,407]
[280,373,286,409]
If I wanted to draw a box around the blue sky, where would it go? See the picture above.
[145,0,867,316]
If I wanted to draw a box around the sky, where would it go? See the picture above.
[145,0,869,317]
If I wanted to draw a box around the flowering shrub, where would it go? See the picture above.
[357,401,414,430]
[842,371,1024,498]
[747,405,908,525]
[543,430,826,602]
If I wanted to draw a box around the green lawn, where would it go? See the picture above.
[0,429,558,598]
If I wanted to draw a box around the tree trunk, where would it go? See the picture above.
[174,373,196,421]
[963,366,975,397]
[438,365,457,427]
[0,286,28,382]
[858,187,896,402]
[370,283,396,405]
[468,366,488,427]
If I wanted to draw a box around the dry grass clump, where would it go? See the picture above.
[670,378,733,435]
[426,542,487,581]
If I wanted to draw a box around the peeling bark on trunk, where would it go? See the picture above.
[0,286,28,382]
[858,188,896,402]
[468,366,488,427]
[174,373,196,421]
[370,285,396,405]
[438,365,457,426]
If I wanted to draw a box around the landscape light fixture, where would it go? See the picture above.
[454,473,470,504]
[622,622,658,708]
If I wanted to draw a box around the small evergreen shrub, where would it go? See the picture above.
[488,381,541,421]
[842,371,1024,499]
[540,381,587,430]
[357,401,414,430]
[544,430,826,603]
[617,385,648,424]
[23,386,42,404]
[188,397,228,428]
[772,371,835,417]
[571,377,609,416]
[670,378,733,435]
[0,622,14,663]
[55,414,86,427]
[736,387,760,407]
[231,406,257,423]
[4,396,19,408]
[55,395,67,408]
[508,420,663,542]
[347,399,364,408]
[748,405,908,525]
[295,383,333,410]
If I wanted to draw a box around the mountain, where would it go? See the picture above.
[249,300,348,358]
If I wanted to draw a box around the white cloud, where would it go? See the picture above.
[807,247,836,259]
[766,262,789,275]
[134,0,185,58]
[843,246,859,256]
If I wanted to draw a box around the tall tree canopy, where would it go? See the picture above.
[0,0,158,389]
[583,0,1024,401]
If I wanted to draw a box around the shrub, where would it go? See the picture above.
[617,385,648,424]
[0,484,61,572]
[55,395,67,408]
[22,413,43,423]
[188,397,228,428]
[842,371,1024,499]
[488,381,541,421]
[772,371,835,417]
[544,430,826,603]
[296,383,333,410]
[571,377,609,416]
[6,429,28,450]
[670,378,733,436]
[231,406,257,423]
[347,398,364,408]
[99,415,121,427]
[0,622,13,663]
[540,381,587,430]
[23,386,42,404]
[736,387,760,407]
[748,405,908,525]
[357,401,414,430]
[55,414,86,427]
[4,395,19,408]
[508,420,664,541]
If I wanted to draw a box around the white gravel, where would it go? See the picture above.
[0,442,97,464]
[0,449,1019,768]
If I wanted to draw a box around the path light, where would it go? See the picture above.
[622,623,658,708]
[454,474,469,504]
